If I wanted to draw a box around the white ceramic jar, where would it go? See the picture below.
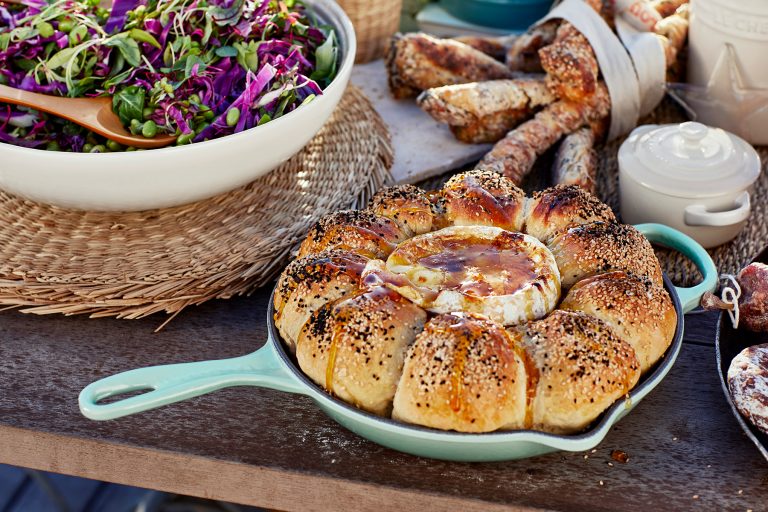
[619,122,761,248]
[687,0,768,144]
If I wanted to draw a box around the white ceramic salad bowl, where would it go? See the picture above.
[0,0,355,212]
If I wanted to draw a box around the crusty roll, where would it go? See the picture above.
[559,271,676,373]
[511,310,641,434]
[386,32,513,99]
[296,287,427,416]
[392,313,527,432]
[368,184,435,237]
[434,170,527,232]
[417,78,555,144]
[524,184,615,243]
[548,221,663,288]
[297,210,406,259]
[506,20,559,72]
[273,250,368,352]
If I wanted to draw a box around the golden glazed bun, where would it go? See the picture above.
[392,313,527,432]
[298,210,407,259]
[273,250,368,352]
[368,184,435,236]
[559,271,676,374]
[433,170,527,231]
[510,310,641,434]
[548,221,664,288]
[365,225,560,326]
[296,287,427,416]
[525,184,615,243]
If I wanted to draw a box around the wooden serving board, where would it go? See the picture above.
[350,59,491,184]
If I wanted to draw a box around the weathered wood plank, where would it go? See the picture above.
[0,286,764,512]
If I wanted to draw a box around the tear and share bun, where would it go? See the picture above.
[298,210,407,259]
[524,184,615,243]
[559,271,676,373]
[277,178,672,434]
[433,170,527,232]
[512,310,641,434]
[368,184,435,236]
[548,221,663,288]
[273,250,368,352]
[392,313,527,432]
[296,286,427,416]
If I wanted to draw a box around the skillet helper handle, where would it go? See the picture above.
[79,341,303,421]
[635,223,718,313]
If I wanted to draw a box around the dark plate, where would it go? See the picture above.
[715,246,768,462]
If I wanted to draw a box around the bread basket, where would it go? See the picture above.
[79,224,716,462]
[337,0,403,63]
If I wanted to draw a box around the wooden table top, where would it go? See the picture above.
[1,285,767,512]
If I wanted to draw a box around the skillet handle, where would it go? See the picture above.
[79,341,305,421]
[635,223,718,313]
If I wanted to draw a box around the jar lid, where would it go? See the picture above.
[619,121,761,198]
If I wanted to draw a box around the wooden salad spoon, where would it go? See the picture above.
[0,84,177,149]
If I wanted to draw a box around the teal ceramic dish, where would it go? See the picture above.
[441,0,554,30]
[79,224,717,462]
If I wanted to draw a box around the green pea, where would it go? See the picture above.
[225,107,240,127]
[188,94,201,105]
[90,144,106,153]
[82,143,94,152]
[125,146,137,152]
[129,118,143,135]
[37,21,54,38]
[202,108,215,121]
[57,18,74,33]
[141,120,157,138]
[177,132,194,145]
[106,140,122,151]
[142,107,154,120]
[45,140,60,151]
[194,122,209,135]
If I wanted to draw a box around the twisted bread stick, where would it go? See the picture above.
[477,83,611,184]
[552,127,598,195]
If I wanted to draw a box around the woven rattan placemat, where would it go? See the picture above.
[0,85,393,323]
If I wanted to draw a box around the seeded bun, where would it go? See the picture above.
[296,287,427,416]
[368,184,435,236]
[298,210,406,259]
[524,184,615,243]
[433,170,527,231]
[273,250,368,352]
[548,222,663,288]
[559,271,676,373]
[511,310,641,434]
[392,313,527,432]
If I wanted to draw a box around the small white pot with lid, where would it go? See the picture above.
[619,121,761,248]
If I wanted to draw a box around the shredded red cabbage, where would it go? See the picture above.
[0,0,337,151]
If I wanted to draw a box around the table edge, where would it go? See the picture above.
[0,424,548,512]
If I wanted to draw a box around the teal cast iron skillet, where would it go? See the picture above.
[79,224,717,462]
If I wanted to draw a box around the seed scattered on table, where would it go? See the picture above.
[692,495,699,499]
[611,450,629,463]
[599,480,604,486]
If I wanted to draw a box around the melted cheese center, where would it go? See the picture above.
[363,226,560,326]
